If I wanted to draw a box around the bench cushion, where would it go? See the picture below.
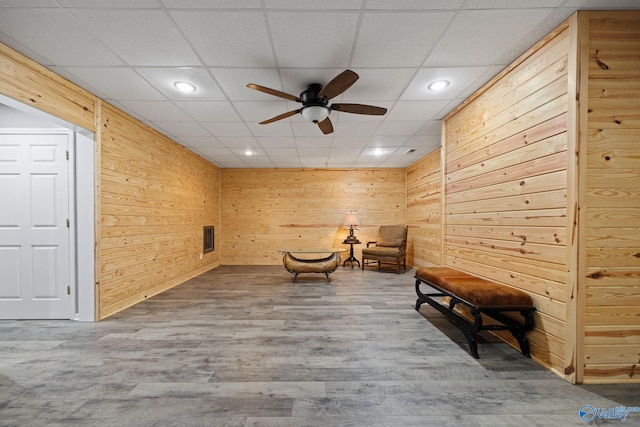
[415,267,533,309]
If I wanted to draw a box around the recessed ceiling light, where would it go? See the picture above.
[173,81,197,93]
[428,80,449,91]
[244,150,253,156]
[372,148,385,156]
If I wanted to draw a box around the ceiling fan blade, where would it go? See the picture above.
[317,70,359,100]
[331,103,387,116]
[317,117,334,134]
[246,83,302,102]
[259,109,301,125]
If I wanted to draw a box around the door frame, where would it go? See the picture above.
[0,94,95,321]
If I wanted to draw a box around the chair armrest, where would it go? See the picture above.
[366,241,377,248]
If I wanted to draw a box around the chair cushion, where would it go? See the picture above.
[376,225,407,247]
[362,246,404,257]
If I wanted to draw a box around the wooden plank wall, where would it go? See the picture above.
[0,42,221,320]
[220,169,406,265]
[442,22,572,380]
[0,44,96,133]
[582,11,640,383]
[99,103,221,319]
[406,149,442,268]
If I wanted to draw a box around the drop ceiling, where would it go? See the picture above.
[1,0,638,168]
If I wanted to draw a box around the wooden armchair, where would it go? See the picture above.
[361,225,408,274]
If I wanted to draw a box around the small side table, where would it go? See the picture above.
[342,238,361,268]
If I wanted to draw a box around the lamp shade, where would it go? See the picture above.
[301,105,330,123]
[344,213,359,226]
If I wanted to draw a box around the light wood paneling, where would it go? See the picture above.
[441,10,640,384]
[583,11,640,383]
[0,44,96,131]
[220,169,406,265]
[443,19,572,380]
[99,103,220,319]
[406,149,442,268]
[0,43,222,320]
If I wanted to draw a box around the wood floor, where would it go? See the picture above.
[1,265,639,426]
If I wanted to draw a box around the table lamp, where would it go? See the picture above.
[344,212,360,243]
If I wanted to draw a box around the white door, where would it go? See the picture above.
[0,131,72,319]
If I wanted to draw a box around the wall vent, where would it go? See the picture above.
[203,226,214,253]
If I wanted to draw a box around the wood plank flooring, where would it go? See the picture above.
[1,265,639,426]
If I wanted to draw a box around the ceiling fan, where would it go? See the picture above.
[246,69,387,135]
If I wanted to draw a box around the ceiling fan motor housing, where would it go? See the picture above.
[300,83,328,106]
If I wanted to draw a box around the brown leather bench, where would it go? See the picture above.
[415,267,535,358]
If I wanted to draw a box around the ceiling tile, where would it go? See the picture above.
[295,137,334,148]
[330,122,379,137]
[60,67,164,100]
[177,136,224,148]
[365,0,464,9]
[70,9,199,66]
[404,135,442,147]
[375,121,425,136]
[154,121,210,137]
[0,10,124,66]
[171,10,275,67]
[201,122,252,137]
[267,11,359,68]
[401,66,491,100]
[213,68,284,101]
[175,101,241,122]
[217,136,259,148]
[298,148,331,159]
[425,9,555,66]
[265,0,363,9]
[462,0,564,8]
[330,137,370,148]
[415,121,442,136]
[117,100,192,121]
[59,0,161,6]
[246,121,294,137]
[0,1,59,5]
[367,136,409,147]
[135,68,225,101]
[161,0,261,8]
[263,147,296,156]
[352,12,455,67]
[344,69,417,102]
[234,101,291,123]
[195,146,236,156]
[257,137,296,148]
[386,100,451,122]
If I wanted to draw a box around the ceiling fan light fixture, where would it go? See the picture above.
[428,80,449,91]
[301,105,329,123]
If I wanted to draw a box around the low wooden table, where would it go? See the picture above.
[279,248,346,282]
